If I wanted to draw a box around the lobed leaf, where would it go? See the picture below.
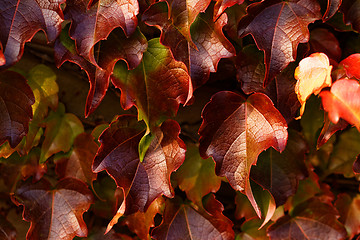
[0,71,35,148]
[13,178,94,240]
[0,0,64,68]
[238,0,322,85]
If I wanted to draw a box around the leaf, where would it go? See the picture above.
[198,91,288,217]
[0,0,64,68]
[123,197,165,240]
[151,195,234,240]
[335,193,360,238]
[353,154,360,174]
[238,217,271,240]
[64,0,139,64]
[317,116,348,148]
[250,130,308,206]
[40,103,84,163]
[55,133,98,185]
[320,79,360,130]
[12,178,94,240]
[111,38,192,128]
[238,0,322,85]
[172,144,222,206]
[92,115,186,216]
[338,53,360,79]
[20,148,47,182]
[268,198,347,240]
[295,53,333,117]
[323,0,342,20]
[0,71,35,148]
[0,214,16,240]
[214,0,245,20]
[340,0,360,32]
[235,192,257,220]
[309,28,342,62]
[143,2,235,88]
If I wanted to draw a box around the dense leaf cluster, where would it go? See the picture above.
[0,0,360,239]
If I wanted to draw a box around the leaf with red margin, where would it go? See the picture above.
[0,71,35,148]
[339,53,360,79]
[198,91,288,217]
[295,53,333,117]
[323,0,342,20]
[0,43,5,66]
[111,38,192,128]
[320,79,360,131]
[0,0,64,68]
[250,130,308,207]
[142,2,235,88]
[317,116,348,148]
[268,198,347,240]
[92,115,185,216]
[238,0,322,86]
[214,0,245,20]
[172,144,222,206]
[64,0,139,64]
[309,28,342,62]
[55,133,98,185]
[151,195,234,240]
[55,25,147,117]
[123,197,165,240]
[335,193,360,238]
[12,178,94,240]
[340,0,360,32]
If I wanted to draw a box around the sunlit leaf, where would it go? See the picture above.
[335,193,360,238]
[238,0,321,85]
[338,53,360,79]
[0,71,35,148]
[12,178,94,240]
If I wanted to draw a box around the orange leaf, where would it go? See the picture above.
[295,53,332,117]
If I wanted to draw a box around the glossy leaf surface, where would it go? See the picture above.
[238,0,322,85]
[0,71,35,148]
[13,178,94,240]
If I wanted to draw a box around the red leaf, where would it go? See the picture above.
[92,115,186,215]
[353,154,360,174]
[268,198,347,240]
[340,0,360,32]
[317,116,348,148]
[238,0,322,85]
[309,28,342,62]
[0,71,35,148]
[151,195,234,240]
[143,2,235,88]
[214,0,245,20]
[13,178,94,240]
[199,91,288,216]
[335,193,360,238]
[111,39,192,128]
[339,53,360,79]
[320,79,360,131]
[64,0,139,64]
[0,0,64,68]
[323,0,342,20]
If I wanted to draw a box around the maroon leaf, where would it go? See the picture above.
[250,130,308,206]
[268,198,347,240]
[0,71,35,148]
[335,193,360,238]
[0,0,64,68]
[143,2,235,88]
[238,0,322,85]
[92,115,186,216]
[151,195,234,240]
[323,0,342,20]
[309,28,342,62]
[340,0,360,32]
[214,0,245,20]
[12,178,94,240]
[64,0,139,64]
[199,91,288,216]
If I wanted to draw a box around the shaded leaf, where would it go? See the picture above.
[339,53,360,79]
[238,217,270,240]
[0,214,16,240]
[0,71,35,148]
[340,0,360,32]
[111,38,192,128]
[335,193,360,238]
[199,91,288,217]
[172,144,222,206]
[92,115,186,216]
[55,133,98,185]
[151,195,234,240]
[317,116,348,148]
[13,178,94,240]
[320,79,360,131]
[323,0,342,20]
[353,154,360,174]
[143,2,235,88]
[20,148,47,182]
[268,198,347,240]
[251,130,308,206]
[223,3,247,41]
[40,103,84,163]
[295,53,333,117]
[238,0,322,85]
[214,0,245,20]
[235,192,257,220]
[0,0,64,68]
[64,0,139,64]
[309,28,342,62]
